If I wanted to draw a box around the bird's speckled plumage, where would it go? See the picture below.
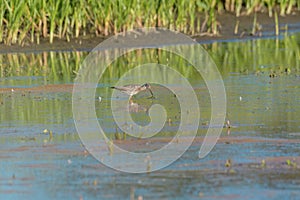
[111,83,153,99]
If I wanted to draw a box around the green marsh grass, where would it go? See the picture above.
[0,0,299,45]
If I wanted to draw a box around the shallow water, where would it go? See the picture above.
[1,33,300,199]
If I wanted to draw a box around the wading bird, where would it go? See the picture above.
[110,83,154,100]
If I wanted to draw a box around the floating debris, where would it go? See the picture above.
[130,187,135,200]
[145,155,152,173]
[43,129,49,134]
[225,120,231,129]
[83,150,89,155]
[265,106,270,110]
[168,118,172,126]
[202,121,209,126]
[122,132,127,140]
[261,159,266,168]
[225,159,232,168]
[107,140,114,155]
[285,68,291,74]
[269,71,277,78]
[42,129,53,140]
[286,159,297,168]
[137,196,143,200]
[114,128,122,140]
[20,136,37,142]
[93,179,98,186]
[49,131,53,140]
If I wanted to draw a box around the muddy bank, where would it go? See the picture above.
[0,84,74,93]
[2,135,300,171]
[0,11,300,54]
[198,10,300,41]
[113,136,300,152]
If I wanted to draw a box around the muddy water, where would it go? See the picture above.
[1,33,300,199]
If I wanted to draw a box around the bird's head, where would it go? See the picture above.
[141,83,151,89]
[141,83,154,98]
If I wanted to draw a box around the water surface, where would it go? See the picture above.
[1,33,300,199]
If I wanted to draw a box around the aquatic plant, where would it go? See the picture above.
[114,127,123,140]
[107,139,114,155]
[0,0,299,45]
[261,159,266,168]
[286,159,297,168]
[146,155,152,172]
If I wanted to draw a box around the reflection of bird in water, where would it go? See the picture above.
[110,83,154,100]
[128,101,148,113]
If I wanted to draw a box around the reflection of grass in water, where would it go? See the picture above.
[1,35,300,131]
[204,33,300,75]
[0,92,73,128]
[1,34,299,82]
[0,51,85,83]
[1,0,299,45]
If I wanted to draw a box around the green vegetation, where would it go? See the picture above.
[0,0,299,45]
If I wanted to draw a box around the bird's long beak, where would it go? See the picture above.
[148,88,154,98]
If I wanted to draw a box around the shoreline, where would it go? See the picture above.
[0,11,300,54]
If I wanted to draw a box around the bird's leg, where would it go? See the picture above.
[129,96,133,104]
[147,89,155,99]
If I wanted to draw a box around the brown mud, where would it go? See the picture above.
[2,135,300,170]
[0,84,74,93]
[114,136,300,152]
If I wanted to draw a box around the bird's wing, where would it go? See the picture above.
[112,84,139,91]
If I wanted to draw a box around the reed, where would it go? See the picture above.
[265,0,275,17]
[274,9,279,36]
[234,20,239,35]
[0,0,298,45]
[251,12,257,36]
